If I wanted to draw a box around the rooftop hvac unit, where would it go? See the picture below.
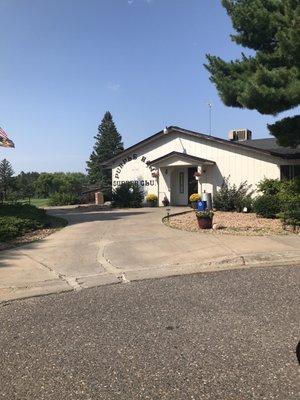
[228,129,252,141]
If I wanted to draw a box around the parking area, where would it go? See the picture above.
[0,206,300,301]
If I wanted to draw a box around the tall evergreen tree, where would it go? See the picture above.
[205,0,300,147]
[87,112,124,191]
[0,159,14,199]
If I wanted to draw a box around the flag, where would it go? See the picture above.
[0,127,15,148]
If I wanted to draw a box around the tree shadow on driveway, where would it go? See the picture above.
[47,208,154,226]
[0,250,24,269]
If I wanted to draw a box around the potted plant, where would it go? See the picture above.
[193,171,202,178]
[146,193,158,207]
[162,196,170,207]
[189,193,201,209]
[195,210,214,229]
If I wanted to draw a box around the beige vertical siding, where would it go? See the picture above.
[111,131,282,204]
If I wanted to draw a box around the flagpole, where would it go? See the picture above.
[208,102,212,136]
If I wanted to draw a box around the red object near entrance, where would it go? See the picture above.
[197,217,213,229]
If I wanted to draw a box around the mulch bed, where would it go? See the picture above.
[164,210,295,236]
[0,227,62,251]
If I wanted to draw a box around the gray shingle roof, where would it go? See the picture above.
[240,138,300,157]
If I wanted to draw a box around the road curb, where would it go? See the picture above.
[1,254,299,304]
[123,251,300,283]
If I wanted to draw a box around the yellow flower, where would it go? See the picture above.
[189,193,201,202]
[146,193,158,202]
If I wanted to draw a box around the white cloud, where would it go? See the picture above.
[128,0,134,5]
[107,82,121,92]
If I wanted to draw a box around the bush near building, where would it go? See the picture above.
[252,195,281,218]
[253,178,300,229]
[112,182,144,208]
[213,177,253,212]
[0,204,66,242]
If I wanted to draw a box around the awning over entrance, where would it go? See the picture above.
[148,151,215,167]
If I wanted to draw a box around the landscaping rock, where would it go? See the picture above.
[166,211,291,236]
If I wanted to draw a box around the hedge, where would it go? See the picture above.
[0,204,66,242]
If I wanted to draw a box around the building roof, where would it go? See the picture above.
[101,126,300,165]
[148,151,215,166]
[239,138,300,158]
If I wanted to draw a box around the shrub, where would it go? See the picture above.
[253,195,282,218]
[213,177,253,212]
[278,178,300,202]
[0,217,20,241]
[0,204,46,218]
[48,193,79,206]
[0,204,66,242]
[257,179,281,196]
[195,210,214,219]
[277,209,300,229]
[255,178,300,221]
[0,216,43,241]
[112,182,144,208]
[146,193,158,202]
[257,177,300,200]
[277,197,300,229]
[189,193,201,202]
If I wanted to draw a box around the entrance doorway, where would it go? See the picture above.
[188,167,198,200]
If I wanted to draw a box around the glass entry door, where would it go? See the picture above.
[188,167,198,200]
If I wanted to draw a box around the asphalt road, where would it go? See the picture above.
[0,266,299,400]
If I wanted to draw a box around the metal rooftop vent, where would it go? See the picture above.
[228,129,252,141]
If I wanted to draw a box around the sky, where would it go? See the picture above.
[0,0,297,174]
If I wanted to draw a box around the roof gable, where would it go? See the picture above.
[101,126,300,165]
[149,151,215,166]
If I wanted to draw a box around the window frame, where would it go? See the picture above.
[179,171,184,193]
[280,165,300,180]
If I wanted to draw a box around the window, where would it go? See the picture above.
[179,172,184,193]
[280,165,300,180]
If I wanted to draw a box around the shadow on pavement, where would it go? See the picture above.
[0,250,26,269]
[47,208,153,226]
[0,208,154,270]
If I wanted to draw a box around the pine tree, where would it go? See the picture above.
[87,112,124,192]
[205,0,300,147]
[0,159,14,200]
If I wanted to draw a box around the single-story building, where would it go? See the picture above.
[102,126,300,206]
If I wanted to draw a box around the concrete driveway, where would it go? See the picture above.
[1,207,300,301]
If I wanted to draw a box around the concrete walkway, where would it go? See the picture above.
[0,207,300,301]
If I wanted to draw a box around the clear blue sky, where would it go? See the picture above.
[0,0,295,173]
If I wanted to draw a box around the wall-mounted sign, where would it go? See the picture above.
[114,154,155,179]
[113,179,156,187]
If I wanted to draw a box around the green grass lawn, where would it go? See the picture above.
[18,198,50,207]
